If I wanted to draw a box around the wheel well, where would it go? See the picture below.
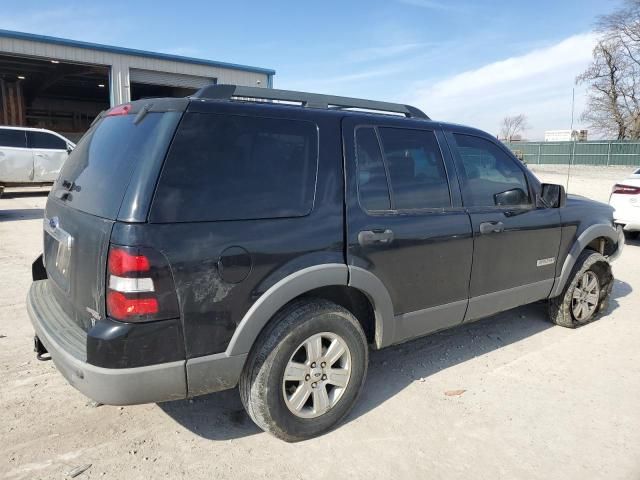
[586,236,617,257]
[298,285,376,345]
[581,246,614,294]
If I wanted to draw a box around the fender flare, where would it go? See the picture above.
[551,224,619,297]
[225,264,348,356]
[348,266,395,349]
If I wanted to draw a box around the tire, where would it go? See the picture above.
[548,250,613,328]
[239,299,368,442]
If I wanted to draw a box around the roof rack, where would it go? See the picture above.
[191,84,429,120]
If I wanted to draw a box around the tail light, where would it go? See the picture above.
[106,245,179,322]
[612,184,640,195]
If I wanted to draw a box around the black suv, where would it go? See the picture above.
[27,85,624,441]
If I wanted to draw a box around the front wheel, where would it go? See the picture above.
[548,250,613,328]
[239,299,368,441]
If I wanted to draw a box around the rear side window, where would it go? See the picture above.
[27,131,67,150]
[56,112,181,219]
[379,128,450,209]
[453,134,531,207]
[151,113,318,223]
[0,129,26,148]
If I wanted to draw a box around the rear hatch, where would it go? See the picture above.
[42,100,185,333]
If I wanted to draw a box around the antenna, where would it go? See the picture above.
[566,87,575,192]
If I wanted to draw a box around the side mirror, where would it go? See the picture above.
[494,187,528,206]
[540,183,566,208]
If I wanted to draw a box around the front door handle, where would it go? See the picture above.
[479,221,505,234]
[358,229,394,246]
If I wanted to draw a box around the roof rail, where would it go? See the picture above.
[190,84,429,120]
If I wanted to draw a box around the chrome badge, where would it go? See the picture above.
[536,257,555,267]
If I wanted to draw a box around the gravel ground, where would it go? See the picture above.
[1,170,639,480]
[528,164,636,203]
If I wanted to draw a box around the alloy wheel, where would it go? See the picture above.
[571,270,600,322]
[282,332,352,419]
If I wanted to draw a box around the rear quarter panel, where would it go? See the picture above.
[111,107,345,358]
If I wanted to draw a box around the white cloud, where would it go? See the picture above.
[346,42,434,63]
[408,32,599,139]
[396,0,468,12]
[283,65,409,94]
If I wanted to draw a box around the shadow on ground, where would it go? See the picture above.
[1,190,49,199]
[160,277,631,441]
[624,234,640,248]
[0,208,44,222]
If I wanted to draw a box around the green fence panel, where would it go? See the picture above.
[504,141,640,166]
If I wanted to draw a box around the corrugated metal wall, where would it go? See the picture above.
[0,35,271,106]
[129,69,215,89]
[505,141,640,166]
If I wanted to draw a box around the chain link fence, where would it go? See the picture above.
[504,141,640,166]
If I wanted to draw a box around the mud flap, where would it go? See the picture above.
[32,254,47,281]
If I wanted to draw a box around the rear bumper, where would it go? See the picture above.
[611,202,640,231]
[27,279,247,405]
[616,221,640,232]
[27,280,187,405]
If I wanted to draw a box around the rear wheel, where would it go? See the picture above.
[239,299,368,441]
[548,250,613,328]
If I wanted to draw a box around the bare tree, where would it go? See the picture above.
[578,0,640,139]
[500,114,530,141]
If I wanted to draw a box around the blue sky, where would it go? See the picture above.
[0,0,622,139]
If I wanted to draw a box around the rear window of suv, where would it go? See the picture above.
[55,112,181,219]
[150,113,319,223]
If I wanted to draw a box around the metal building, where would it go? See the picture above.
[0,29,275,140]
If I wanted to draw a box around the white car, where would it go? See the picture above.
[610,167,640,238]
[0,126,75,197]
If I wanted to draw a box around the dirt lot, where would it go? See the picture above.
[1,166,639,480]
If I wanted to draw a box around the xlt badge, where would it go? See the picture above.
[537,257,556,267]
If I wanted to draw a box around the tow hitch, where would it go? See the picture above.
[34,336,51,361]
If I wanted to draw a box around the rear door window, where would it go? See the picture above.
[378,127,450,209]
[0,129,27,148]
[151,113,319,223]
[27,131,67,150]
[55,112,181,219]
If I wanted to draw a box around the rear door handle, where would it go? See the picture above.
[479,221,505,234]
[358,229,394,246]
[35,153,46,157]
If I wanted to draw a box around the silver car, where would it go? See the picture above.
[0,126,75,197]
